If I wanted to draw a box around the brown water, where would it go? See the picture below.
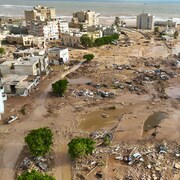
[143,111,168,132]
[79,108,124,132]
[166,86,180,99]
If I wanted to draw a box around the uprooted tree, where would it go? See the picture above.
[25,127,53,156]
[17,170,55,180]
[68,137,95,159]
[52,79,68,97]
[83,54,95,61]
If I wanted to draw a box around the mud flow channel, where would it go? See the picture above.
[79,108,125,132]
[143,111,168,132]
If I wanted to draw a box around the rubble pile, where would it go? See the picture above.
[71,133,180,179]
[113,64,133,71]
[134,69,177,83]
[17,151,55,177]
[74,89,115,99]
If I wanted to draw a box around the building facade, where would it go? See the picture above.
[25,5,56,24]
[0,85,7,119]
[0,56,49,76]
[27,19,68,40]
[1,74,40,96]
[48,47,69,65]
[60,32,83,48]
[137,13,154,30]
[6,34,45,47]
[154,20,177,27]
[71,10,100,28]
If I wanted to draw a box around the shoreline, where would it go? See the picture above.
[1,13,180,24]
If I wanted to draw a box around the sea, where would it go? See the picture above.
[0,0,180,23]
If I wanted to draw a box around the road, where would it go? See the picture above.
[0,61,84,180]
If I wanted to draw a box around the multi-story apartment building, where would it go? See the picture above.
[137,13,154,30]
[58,19,69,33]
[59,30,102,48]
[25,5,56,24]
[60,32,82,48]
[6,34,45,47]
[71,10,100,28]
[27,19,69,40]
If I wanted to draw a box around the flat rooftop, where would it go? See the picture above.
[48,47,68,52]
[0,56,41,66]
[14,48,45,55]
[2,74,28,85]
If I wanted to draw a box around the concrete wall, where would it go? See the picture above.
[0,65,15,74]
[60,33,81,47]
[14,64,39,75]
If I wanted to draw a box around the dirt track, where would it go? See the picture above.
[0,61,84,180]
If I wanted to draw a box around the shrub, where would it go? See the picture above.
[25,127,53,156]
[68,137,95,159]
[52,79,68,97]
[17,170,55,180]
[83,54,94,61]
[93,33,119,46]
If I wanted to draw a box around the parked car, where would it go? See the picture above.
[6,115,18,124]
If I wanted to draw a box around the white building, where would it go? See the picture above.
[87,25,119,37]
[28,20,59,40]
[48,47,69,64]
[0,85,7,119]
[27,19,69,40]
[0,56,49,76]
[137,13,154,30]
[58,19,69,33]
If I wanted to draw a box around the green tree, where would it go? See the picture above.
[83,54,95,61]
[68,137,95,159]
[18,170,55,180]
[52,79,68,97]
[154,27,159,35]
[0,47,5,57]
[79,24,84,32]
[25,127,53,156]
[174,31,179,39]
[93,33,119,46]
[80,34,93,48]
[114,16,121,27]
